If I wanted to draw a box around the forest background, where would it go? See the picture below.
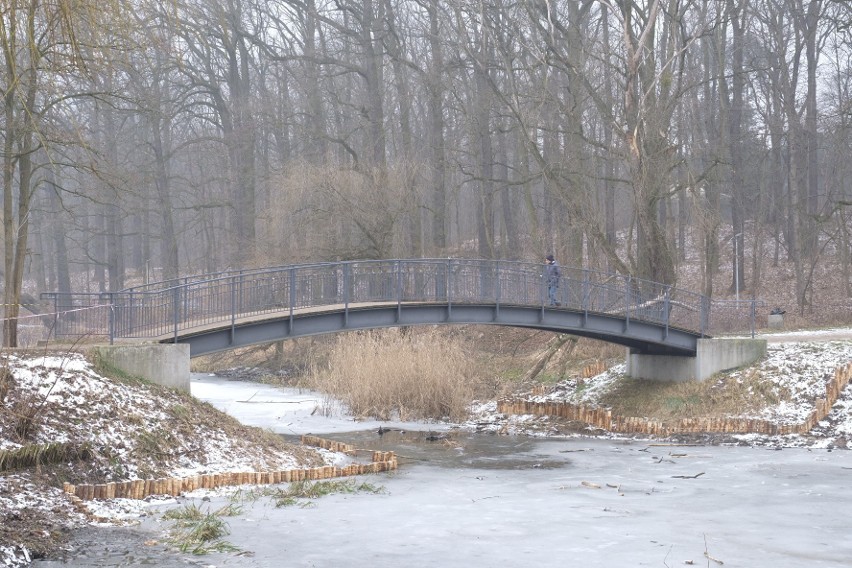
[1,0,851,348]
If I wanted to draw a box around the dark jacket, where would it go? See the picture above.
[546,261,561,286]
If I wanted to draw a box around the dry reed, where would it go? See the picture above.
[0,365,12,403]
[599,368,788,420]
[0,442,92,472]
[303,329,476,422]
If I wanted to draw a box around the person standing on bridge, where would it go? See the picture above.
[545,254,561,306]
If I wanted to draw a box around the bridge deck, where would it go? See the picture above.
[143,300,702,358]
[40,259,761,357]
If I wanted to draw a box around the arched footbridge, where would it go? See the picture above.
[42,259,760,360]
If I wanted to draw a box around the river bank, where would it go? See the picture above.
[40,374,852,567]
[2,331,852,565]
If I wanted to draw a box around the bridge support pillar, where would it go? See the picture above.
[626,338,767,382]
[91,344,191,392]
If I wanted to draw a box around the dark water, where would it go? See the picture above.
[300,428,571,470]
[35,526,209,567]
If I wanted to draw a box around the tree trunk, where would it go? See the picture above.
[150,114,180,281]
[100,93,125,292]
[426,0,446,252]
[496,122,519,258]
[474,32,495,260]
[386,0,421,257]
[303,0,328,164]
[45,170,71,293]
[803,0,822,258]
[726,0,747,297]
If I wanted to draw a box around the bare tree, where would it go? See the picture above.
[0,0,134,345]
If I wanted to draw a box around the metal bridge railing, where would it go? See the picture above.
[40,259,759,343]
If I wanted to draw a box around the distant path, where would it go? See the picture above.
[761,328,852,343]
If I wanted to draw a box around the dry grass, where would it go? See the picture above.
[271,479,384,508]
[302,329,478,422]
[0,365,11,403]
[122,393,324,478]
[198,325,629,419]
[598,368,788,420]
[573,340,624,362]
[163,503,240,554]
[0,442,93,472]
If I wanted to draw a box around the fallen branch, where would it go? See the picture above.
[523,335,575,381]
[237,400,317,404]
[471,495,501,503]
[704,534,724,565]
[672,472,705,479]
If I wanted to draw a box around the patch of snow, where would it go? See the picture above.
[0,352,347,568]
[461,339,852,448]
[0,545,30,568]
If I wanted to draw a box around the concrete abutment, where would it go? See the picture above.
[91,344,190,392]
[626,338,767,382]
[87,338,764,390]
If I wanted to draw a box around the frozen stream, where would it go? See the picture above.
[38,375,852,567]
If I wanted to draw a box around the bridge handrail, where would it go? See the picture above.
[39,258,757,342]
[115,259,674,296]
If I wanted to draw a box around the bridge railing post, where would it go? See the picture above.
[447,259,453,319]
[107,293,115,345]
[172,286,180,342]
[396,260,402,321]
[49,294,58,341]
[289,267,296,334]
[750,299,756,338]
[230,276,237,336]
[343,263,350,327]
[494,260,500,313]
[126,292,134,338]
[238,272,244,315]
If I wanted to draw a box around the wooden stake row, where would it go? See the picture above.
[300,435,356,454]
[500,361,852,437]
[582,360,609,378]
[63,436,397,502]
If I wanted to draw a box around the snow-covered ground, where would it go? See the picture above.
[465,334,852,447]
[0,353,335,567]
[0,353,323,473]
